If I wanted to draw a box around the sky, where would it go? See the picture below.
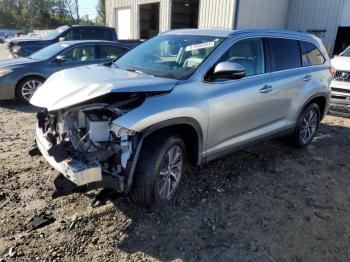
[79,0,98,20]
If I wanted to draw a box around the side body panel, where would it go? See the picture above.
[115,30,331,164]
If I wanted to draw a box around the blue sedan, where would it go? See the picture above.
[0,40,130,102]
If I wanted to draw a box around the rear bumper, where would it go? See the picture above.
[35,124,104,186]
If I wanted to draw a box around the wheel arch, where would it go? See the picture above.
[300,93,328,120]
[15,74,46,99]
[126,117,204,194]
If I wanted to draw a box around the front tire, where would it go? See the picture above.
[16,77,44,103]
[131,135,187,208]
[291,103,320,147]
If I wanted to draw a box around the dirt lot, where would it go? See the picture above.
[0,102,349,262]
[0,44,11,60]
[1,45,350,262]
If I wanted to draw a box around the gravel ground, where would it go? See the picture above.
[0,103,350,262]
[1,45,350,262]
[0,44,11,60]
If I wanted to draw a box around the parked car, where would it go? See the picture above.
[30,29,332,208]
[0,40,130,102]
[330,46,350,115]
[26,32,42,39]
[6,25,139,58]
[0,34,5,43]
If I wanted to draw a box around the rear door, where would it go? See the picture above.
[264,37,306,126]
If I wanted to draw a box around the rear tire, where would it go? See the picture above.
[290,103,320,147]
[16,76,44,103]
[131,135,187,209]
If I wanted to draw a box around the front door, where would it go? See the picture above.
[205,38,275,159]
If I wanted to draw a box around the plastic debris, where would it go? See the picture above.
[25,212,55,231]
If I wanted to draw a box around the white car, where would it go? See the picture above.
[331,47,350,114]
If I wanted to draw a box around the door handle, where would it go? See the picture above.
[304,74,312,81]
[259,85,273,94]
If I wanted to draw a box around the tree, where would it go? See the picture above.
[0,0,96,30]
[64,0,80,24]
[96,0,105,26]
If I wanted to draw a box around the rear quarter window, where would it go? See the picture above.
[268,38,301,71]
[300,41,326,66]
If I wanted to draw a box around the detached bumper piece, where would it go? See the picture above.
[35,125,125,193]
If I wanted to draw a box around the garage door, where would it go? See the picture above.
[340,0,350,26]
[115,8,131,40]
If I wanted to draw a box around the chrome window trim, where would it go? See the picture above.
[200,34,327,84]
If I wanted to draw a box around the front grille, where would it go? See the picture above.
[332,95,347,100]
[334,70,350,82]
[332,87,350,94]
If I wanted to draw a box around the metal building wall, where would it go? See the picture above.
[340,0,350,26]
[198,0,235,29]
[236,0,290,29]
[105,0,171,39]
[106,0,236,38]
[286,0,343,53]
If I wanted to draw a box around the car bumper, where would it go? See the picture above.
[0,77,16,100]
[35,124,103,186]
[330,80,350,115]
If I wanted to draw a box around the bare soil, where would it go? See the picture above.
[0,102,350,262]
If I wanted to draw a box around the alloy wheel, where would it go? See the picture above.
[158,145,183,200]
[21,79,43,101]
[299,109,318,144]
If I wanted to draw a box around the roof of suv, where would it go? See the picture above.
[162,28,315,40]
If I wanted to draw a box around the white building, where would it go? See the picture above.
[105,0,350,54]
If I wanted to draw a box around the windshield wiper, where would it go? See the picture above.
[124,68,154,77]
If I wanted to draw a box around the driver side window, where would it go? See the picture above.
[61,46,96,62]
[222,38,265,77]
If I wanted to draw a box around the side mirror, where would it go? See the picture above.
[59,37,65,42]
[213,62,246,80]
[53,55,65,63]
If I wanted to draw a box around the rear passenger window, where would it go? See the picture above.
[64,28,90,40]
[300,41,326,66]
[269,38,301,71]
[91,29,112,40]
[98,45,127,59]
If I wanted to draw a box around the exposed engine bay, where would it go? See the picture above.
[34,95,147,193]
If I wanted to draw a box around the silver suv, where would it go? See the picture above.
[30,29,332,208]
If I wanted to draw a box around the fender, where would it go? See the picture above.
[125,117,204,194]
[298,92,330,120]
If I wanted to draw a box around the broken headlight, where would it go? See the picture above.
[111,123,136,137]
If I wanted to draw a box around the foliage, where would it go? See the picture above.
[0,0,97,30]
[96,0,105,26]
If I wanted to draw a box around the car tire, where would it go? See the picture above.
[131,135,187,209]
[291,103,321,147]
[16,76,44,103]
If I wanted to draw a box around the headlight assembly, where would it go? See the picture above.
[0,69,13,78]
[111,123,136,137]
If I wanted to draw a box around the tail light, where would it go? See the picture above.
[329,66,336,76]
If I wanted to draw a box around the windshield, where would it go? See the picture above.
[115,34,226,80]
[43,26,68,40]
[29,42,71,60]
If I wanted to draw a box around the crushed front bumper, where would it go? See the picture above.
[35,125,104,187]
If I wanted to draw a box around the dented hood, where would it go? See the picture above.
[30,64,179,111]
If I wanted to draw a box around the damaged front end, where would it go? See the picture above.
[34,96,143,194]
